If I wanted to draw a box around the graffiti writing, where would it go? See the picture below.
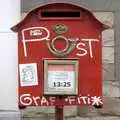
[20,94,103,106]
[76,38,99,58]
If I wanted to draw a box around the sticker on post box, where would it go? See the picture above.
[44,60,78,95]
[19,63,38,87]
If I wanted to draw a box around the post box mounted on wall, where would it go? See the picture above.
[11,3,109,107]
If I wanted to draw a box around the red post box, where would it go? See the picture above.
[12,3,108,108]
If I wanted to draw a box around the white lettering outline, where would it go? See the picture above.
[20,94,32,106]
[76,42,88,57]
[22,27,50,57]
[81,39,99,58]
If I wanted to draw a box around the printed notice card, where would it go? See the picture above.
[19,63,38,86]
[48,64,75,91]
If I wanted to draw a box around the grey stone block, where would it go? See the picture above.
[21,106,55,118]
[64,106,77,117]
[103,81,120,97]
[102,29,114,47]
[0,111,20,120]
[21,107,55,120]
[92,12,115,64]
[103,63,115,81]
[65,116,120,120]
[77,97,120,117]
[99,97,120,116]
[93,12,114,28]
[77,106,101,117]
[102,46,114,63]
[21,106,77,118]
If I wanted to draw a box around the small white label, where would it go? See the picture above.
[19,63,38,86]
[30,29,42,36]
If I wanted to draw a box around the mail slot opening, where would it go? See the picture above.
[40,11,81,18]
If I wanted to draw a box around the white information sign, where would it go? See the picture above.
[19,63,38,86]
[48,70,75,91]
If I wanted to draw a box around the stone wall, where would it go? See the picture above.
[94,12,116,97]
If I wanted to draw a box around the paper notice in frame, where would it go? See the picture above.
[48,65,75,91]
[44,60,79,95]
[19,63,38,87]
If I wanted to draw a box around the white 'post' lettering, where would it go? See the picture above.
[81,39,99,58]
[76,42,88,57]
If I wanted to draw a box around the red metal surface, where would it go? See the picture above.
[11,3,106,107]
[55,106,63,120]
